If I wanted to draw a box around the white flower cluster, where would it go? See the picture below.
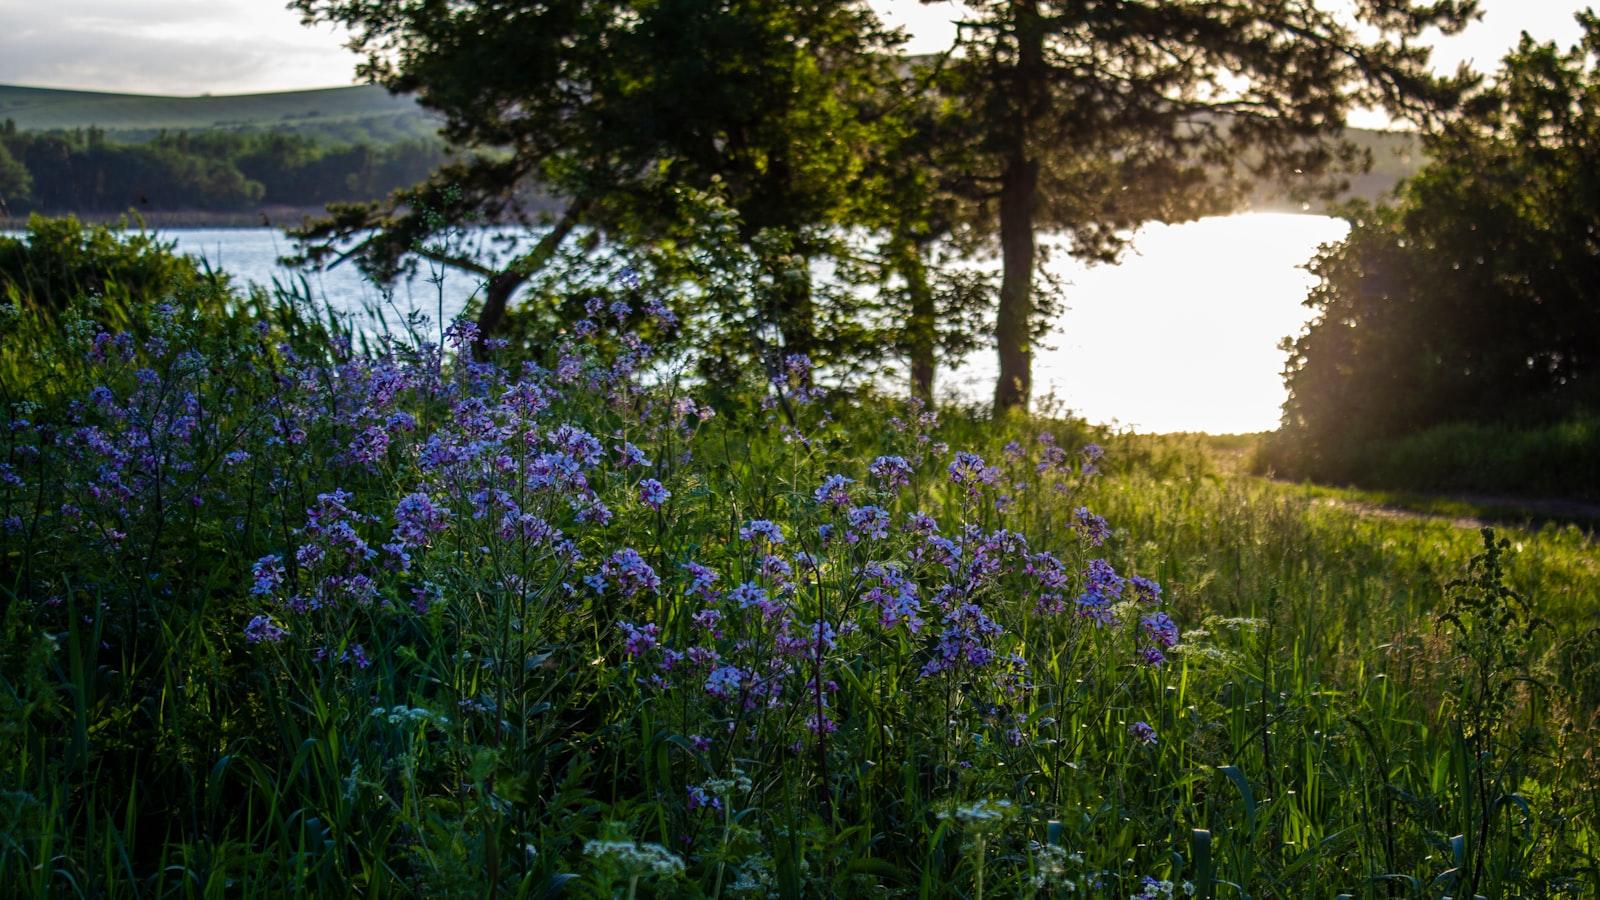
[371,705,447,726]
[725,856,777,897]
[705,767,754,798]
[582,839,686,879]
[1029,843,1086,890]
[938,798,1016,829]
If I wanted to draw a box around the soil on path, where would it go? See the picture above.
[1307,489,1600,532]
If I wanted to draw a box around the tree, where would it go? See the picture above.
[853,53,997,403]
[932,0,1479,413]
[0,140,29,216]
[1267,14,1600,479]
[292,0,901,376]
[289,0,624,338]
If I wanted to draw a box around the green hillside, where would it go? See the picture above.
[0,84,438,144]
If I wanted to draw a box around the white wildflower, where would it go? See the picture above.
[582,838,686,879]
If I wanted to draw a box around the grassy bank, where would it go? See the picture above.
[1257,414,1600,505]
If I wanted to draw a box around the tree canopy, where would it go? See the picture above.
[291,0,1478,410]
[292,0,907,385]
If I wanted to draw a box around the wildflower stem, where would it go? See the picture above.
[975,833,986,900]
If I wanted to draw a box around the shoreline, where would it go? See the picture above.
[0,206,332,230]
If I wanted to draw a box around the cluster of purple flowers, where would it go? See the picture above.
[392,492,452,548]
[599,548,660,598]
[814,474,854,507]
[867,455,912,491]
[4,294,1193,877]
[948,451,1000,493]
[638,478,670,510]
[739,519,785,545]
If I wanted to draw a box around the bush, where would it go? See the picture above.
[0,214,229,317]
[1258,412,1600,501]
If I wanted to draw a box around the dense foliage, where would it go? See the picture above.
[291,0,921,388]
[1,230,1596,897]
[1262,18,1600,493]
[0,122,448,215]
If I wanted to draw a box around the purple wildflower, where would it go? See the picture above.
[844,505,890,543]
[687,784,721,812]
[682,561,721,600]
[1081,443,1105,476]
[1138,646,1167,667]
[615,442,652,468]
[948,451,998,492]
[251,554,285,596]
[393,492,451,548]
[705,665,745,700]
[867,455,912,491]
[244,614,287,644]
[1141,612,1180,649]
[1130,575,1162,605]
[739,519,784,545]
[813,474,854,507]
[619,621,660,657]
[1073,506,1111,546]
[1075,590,1118,627]
[1086,558,1125,597]
[638,478,670,510]
[601,548,660,597]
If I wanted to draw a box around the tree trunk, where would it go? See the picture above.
[777,267,816,359]
[896,236,937,404]
[994,156,1038,413]
[476,270,525,339]
[475,197,587,338]
[993,0,1044,414]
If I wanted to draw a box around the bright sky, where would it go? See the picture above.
[0,0,1589,96]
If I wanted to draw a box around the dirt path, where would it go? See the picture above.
[1306,490,1600,531]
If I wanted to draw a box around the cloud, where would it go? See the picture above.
[0,0,1588,98]
[0,0,357,95]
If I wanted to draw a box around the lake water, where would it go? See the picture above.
[85,213,1350,434]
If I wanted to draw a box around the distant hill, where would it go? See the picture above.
[0,84,440,145]
[1247,127,1427,212]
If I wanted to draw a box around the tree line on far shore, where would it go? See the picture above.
[0,123,448,218]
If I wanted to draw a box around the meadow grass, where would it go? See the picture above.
[0,296,1595,898]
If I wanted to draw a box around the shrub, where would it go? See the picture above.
[0,214,230,318]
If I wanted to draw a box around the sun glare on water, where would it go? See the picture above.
[949,212,1351,435]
